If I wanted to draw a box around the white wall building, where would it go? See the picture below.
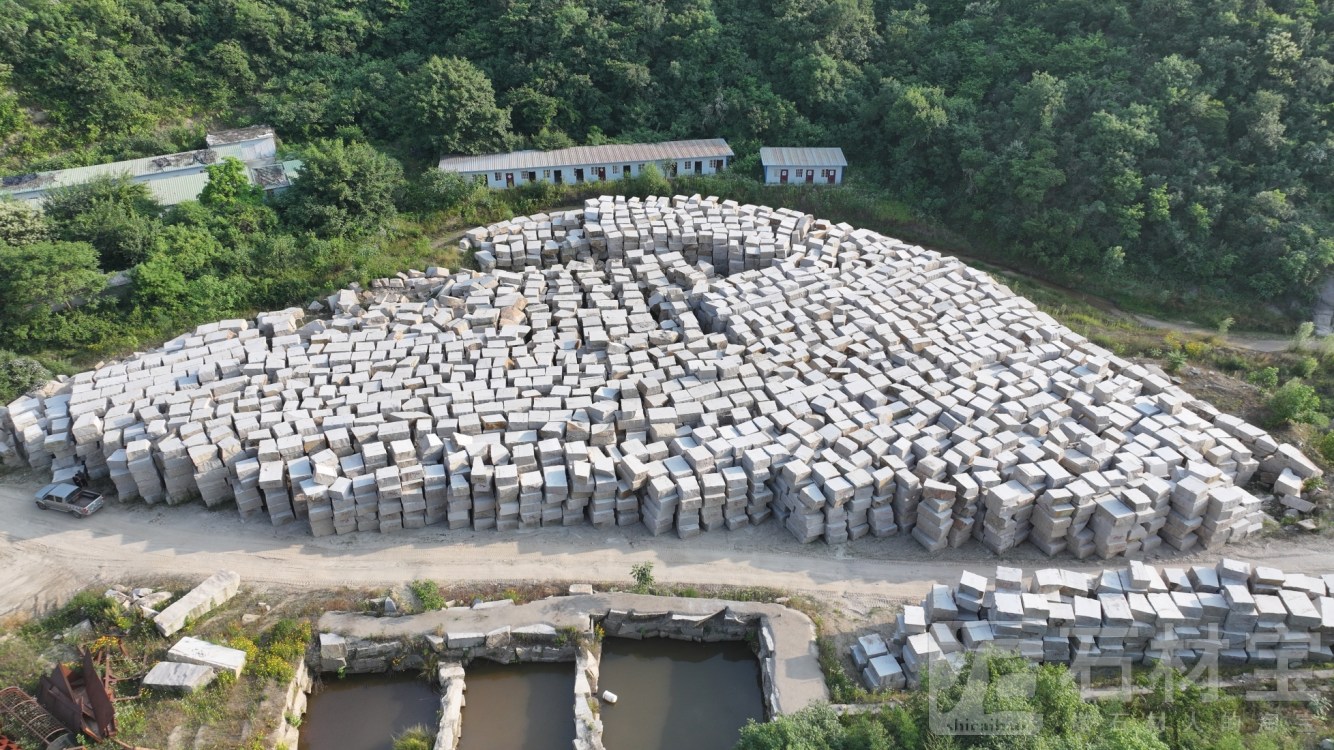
[760,147,847,186]
[438,139,734,189]
[0,126,296,208]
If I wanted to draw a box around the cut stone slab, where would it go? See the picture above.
[154,570,241,637]
[143,661,216,693]
[167,636,247,677]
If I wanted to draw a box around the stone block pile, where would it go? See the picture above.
[852,560,1334,690]
[1,195,1320,559]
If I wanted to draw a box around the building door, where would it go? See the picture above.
[780,169,788,184]
[527,171,537,183]
[597,167,606,181]
[623,165,631,178]
[574,168,585,183]
[695,161,702,173]
[805,170,814,184]
[827,170,836,185]
[554,170,563,185]
[505,173,515,188]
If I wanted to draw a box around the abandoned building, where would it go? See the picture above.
[437,139,734,189]
[0,126,299,208]
[760,147,847,185]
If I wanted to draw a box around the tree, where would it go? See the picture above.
[531,127,575,151]
[200,157,264,209]
[400,56,512,155]
[0,241,106,343]
[58,202,161,271]
[733,704,846,750]
[0,350,52,404]
[1092,721,1170,750]
[280,139,404,238]
[0,200,50,246]
[404,170,477,214]
[625,163,671,198]
[41,176,162,270]
[42,176,160,226]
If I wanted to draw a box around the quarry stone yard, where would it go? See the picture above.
[0,195,1318,566]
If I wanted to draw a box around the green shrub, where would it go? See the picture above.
[1266,379,1324,427]
[1183,340,1211,359]
[1164,350,1187,373]
[392,725,432,750]
[1248,366,1280,390]
[816,636,866,704]
[263,619,312,662]
[235,619,312,682]
[1318,432,1334,463]
[408,580,445,611]
[1212,352,1248,372]
[1292,321,1315,351]
[1295,356,1319,379]
[0,350,52,404]
[630,562,655,593]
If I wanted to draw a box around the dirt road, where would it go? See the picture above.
[3,476,1333,619]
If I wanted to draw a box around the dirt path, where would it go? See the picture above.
[3,477,1332,619]
[1130,313,1298,354]
[948,252,1302,353]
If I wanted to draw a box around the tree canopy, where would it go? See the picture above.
[1,0,1327,303]
[280,138,403,237]
[200,156,264,209]
[0,0,1329,360]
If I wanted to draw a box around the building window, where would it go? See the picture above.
[637,163,644,171]
[543,170,550,178]
[709,159,723,170]
[494,172,501,181]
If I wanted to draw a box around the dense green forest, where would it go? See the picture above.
[0,0,1330,390]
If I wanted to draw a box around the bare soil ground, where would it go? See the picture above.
[2,470,1331,619]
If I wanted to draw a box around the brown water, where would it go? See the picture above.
[297,674,438,750]
[598,638,764,750]
[456,660,576,750]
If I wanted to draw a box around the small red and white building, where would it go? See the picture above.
[760,147,846,186]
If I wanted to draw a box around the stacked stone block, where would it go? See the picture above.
[857,559,1334,690]
[1,195,1318,560]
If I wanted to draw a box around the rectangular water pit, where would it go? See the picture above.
[297,674,437,750]
[598,637,764,750]
[457,660,576,750]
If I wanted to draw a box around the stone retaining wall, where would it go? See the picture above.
[264,659,312,750]
[312,592,827,722]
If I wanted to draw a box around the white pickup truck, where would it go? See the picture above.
[34,482,105,517]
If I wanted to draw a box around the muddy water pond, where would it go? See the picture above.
[456,660,576,750]
[598,638,764,750]
[297,674,438,750]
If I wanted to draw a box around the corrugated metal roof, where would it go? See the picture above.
[206,126,275,147]
[760,147,848,168]
[143,172,213,206]
[438,139,734,173]
[1,150,219,198]
[0,132,279,206]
